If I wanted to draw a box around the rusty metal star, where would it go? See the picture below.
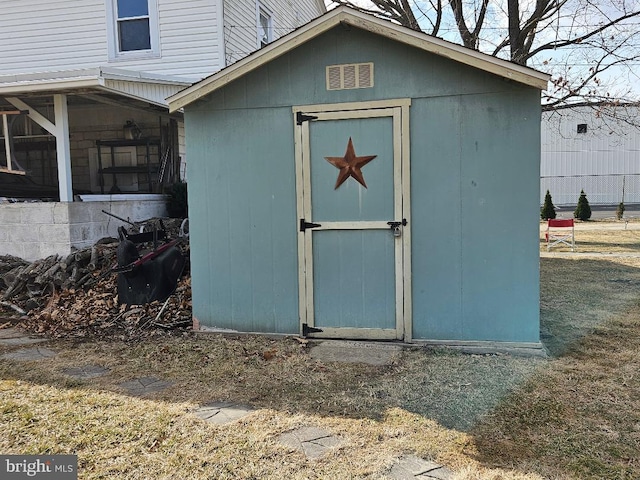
[324,137,377,189]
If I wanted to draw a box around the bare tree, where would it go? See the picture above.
[328,0,640,119]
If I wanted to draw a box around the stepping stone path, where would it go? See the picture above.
[1,347,57,361]
[387,455,453,480]
[193,401,254,425]
[309,340,402,366]
[118,376,173,396]
[0,327,454,479]
[278,426,342,459]
[0,327,47,346]
[62,365,110,380]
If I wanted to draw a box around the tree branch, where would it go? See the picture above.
[525,9,640,61]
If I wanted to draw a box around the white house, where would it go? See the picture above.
[541,104,640,206]
[0,0,325,260]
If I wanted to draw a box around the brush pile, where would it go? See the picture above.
[0,219,191,340]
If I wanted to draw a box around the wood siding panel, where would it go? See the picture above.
[186,25,541,343]
[186,106,300,334]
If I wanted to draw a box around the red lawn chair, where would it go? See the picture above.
[546,218,575,251]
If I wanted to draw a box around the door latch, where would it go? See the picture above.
[387,219,407,237]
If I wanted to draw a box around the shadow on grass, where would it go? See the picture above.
[1,255,639,477]
[3,256,639,434]
[470,256,640,479]
[539,256,640,356]
[470,311,640,480]
[373,256,640,431]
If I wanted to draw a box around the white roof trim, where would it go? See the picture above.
[0,67,192,100]
[99,67,197,86]
[0,76,105,95]
[168,6,550,112]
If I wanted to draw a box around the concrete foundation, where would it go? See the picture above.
[0,195,167,260]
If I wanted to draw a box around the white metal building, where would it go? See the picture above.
[541,105,640,206]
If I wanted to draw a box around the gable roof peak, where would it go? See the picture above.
[168,6,550,112]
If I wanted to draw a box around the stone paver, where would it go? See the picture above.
[278,426,342,459]
[0,327,47,346]
[0,329,447,479]
[309,340,402,366]
[118,376,173,396]
[387,455,454,480]
[1,347,57,361]
[62,365,110,380]
[193,401,254,425]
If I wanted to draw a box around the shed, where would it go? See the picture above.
[168,7,550,350]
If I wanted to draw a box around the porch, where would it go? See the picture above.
[0,68,187,260]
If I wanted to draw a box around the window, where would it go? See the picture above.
[257,5,273,48]
[117,0,151,51]
[577,123,588,134]
[107,0,160,60]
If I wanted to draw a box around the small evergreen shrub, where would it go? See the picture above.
[617,202,625,220]
[573,190,592,221]
[540,190,557,220]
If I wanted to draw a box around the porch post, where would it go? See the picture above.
[54,94,73,202]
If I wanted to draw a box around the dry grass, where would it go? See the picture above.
[1,221,640,479]
[471,308,640,479]
[540,219,640,253]
[0,336,539,479]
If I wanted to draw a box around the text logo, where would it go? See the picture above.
[0,456,77,479]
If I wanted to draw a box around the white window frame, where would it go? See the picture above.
[106,0,161,61]
[256,3,273,48]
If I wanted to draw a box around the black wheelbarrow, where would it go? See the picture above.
[114,225,186,305]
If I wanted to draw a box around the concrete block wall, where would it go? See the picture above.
[0,202,72,260]
[68,197,168,249]
[0,197,168,261]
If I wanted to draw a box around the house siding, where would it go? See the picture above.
[1,0,323,83]
[1,0,108,74]
[0,0,223,81]
[103,80,185,106]
[223,0,323,65]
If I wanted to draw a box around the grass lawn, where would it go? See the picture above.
[0,221,639,479]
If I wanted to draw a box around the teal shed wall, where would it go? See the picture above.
[185,25,541,343]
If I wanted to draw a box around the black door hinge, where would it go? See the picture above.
[300,219,322,231]
[296,112,318,125]
[302,323,323,336]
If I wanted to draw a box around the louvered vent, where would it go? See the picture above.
[326,63,374,90]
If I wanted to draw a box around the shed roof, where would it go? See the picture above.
[168,6,550,113]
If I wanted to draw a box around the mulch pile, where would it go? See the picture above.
[0,219,192,340]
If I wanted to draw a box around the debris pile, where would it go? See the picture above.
[0,220,192,340]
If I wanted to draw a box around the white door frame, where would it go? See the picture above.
[293,98,412,341]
